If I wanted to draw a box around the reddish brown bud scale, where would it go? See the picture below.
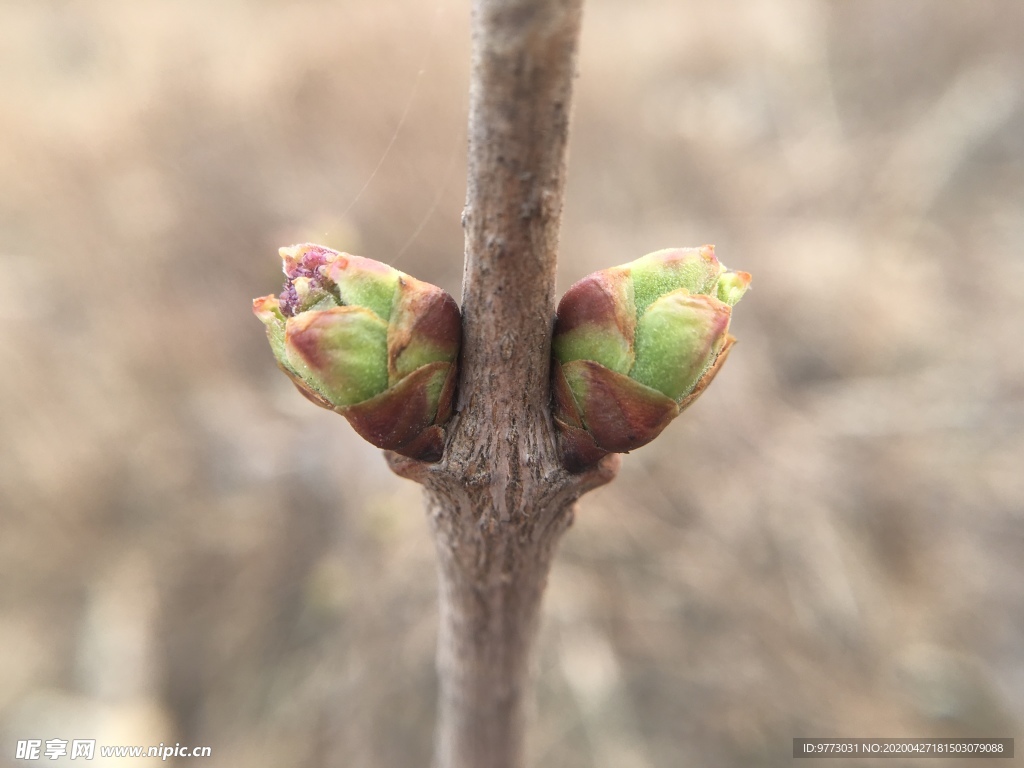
[343,362,454,462]
[555,269,636,341]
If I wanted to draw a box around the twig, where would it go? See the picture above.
[385,1,620,766]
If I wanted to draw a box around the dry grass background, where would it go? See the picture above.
[1,1,1023,766]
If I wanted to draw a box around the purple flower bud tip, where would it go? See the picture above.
[281,243,334,278]
[277,244,339,317]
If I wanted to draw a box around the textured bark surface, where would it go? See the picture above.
[385,0,620,766]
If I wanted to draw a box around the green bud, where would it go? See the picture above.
[284,306,389,407]
[553,245,750,471]
[631,292,730,402]
[254,244,461,461]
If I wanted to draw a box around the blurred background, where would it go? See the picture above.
[1,0,1022,766]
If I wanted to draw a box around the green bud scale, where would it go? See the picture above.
[552,245,750,471]
[254,244,461,462]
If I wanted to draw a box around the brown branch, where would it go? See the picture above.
[385,0,620,766]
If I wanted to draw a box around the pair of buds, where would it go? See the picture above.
[254,244,750,470]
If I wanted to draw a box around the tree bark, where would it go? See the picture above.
[385,0,620,766]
